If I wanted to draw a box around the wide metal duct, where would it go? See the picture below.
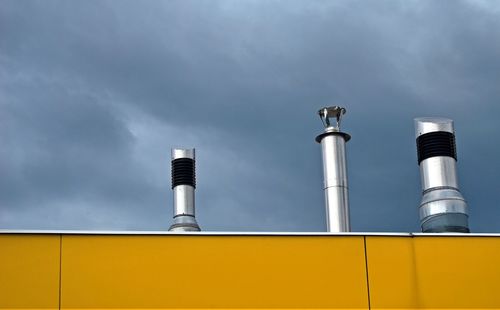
[316,106,351,232]
[415,117,469,233]
[169,148,200,231]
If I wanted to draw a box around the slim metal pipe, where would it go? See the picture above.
[316,107,351,232]
[169,148,200,232]
[415,117,469,233]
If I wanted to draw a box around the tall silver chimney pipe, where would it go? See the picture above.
[316,106,351,232]
[415,118,469,233]
[169,148,200,231]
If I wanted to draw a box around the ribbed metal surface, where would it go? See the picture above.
[171,158,196,188]
[414,118,469,233]
[169,148,200,232]
[416,131,457,164]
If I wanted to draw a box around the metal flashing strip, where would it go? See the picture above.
[411,232,500,237]
[0,230,407,236]
[0,230,499,236]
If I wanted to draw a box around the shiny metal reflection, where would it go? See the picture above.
[316,106,351,232]
[169,148,200,232]
[415,118,469,233]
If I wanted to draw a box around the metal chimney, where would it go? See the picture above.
[316,106,351,232]
[415,117,469,233]
[169,148,200,231]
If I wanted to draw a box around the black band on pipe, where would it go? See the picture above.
[315,131,351,143]
[171,158,195,188]
[416,131,457,164]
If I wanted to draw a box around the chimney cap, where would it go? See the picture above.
[171,148,195,160]
[318,106,346,132]
[414,117,454,138]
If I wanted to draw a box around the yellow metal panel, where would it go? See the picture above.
[61,235,368,310]
[0,234,60,310]
[365,236,418,310]
[413,236,500,309]
[366,236,500,310]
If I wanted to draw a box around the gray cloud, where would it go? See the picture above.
[1,0,499,232]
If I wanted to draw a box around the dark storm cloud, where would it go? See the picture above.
[1,0,499,232]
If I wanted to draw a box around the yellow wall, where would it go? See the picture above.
[0,235,60,310]
[366,236,500,310]
[1,233,500,310]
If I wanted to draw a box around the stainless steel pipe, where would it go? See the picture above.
[415,117,469,233]
[169,148,200,231]
[316,107,351,232]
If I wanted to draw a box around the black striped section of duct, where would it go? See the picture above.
[417,131,457,164]
[171,158,196,188]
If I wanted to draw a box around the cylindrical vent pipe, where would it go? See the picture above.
[169,148,200,231]
[316,106,351,232]
[415,118,469,233]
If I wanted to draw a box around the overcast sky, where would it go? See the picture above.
[1,0,499,232]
